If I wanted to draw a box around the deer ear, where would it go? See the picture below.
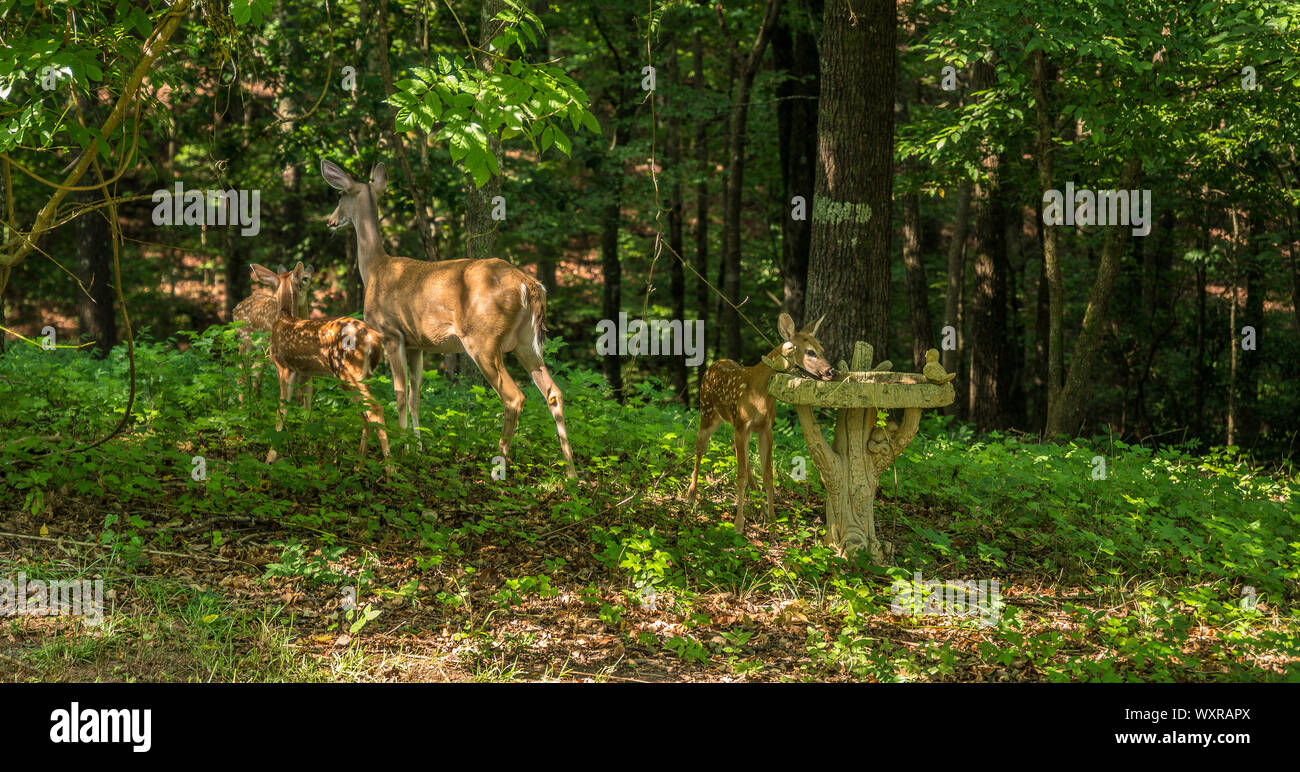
[778,312,796,341]
[250,263,280,288]
[292,261,306,280]
[322,159,353,191]
[370,163,387,195]
[803,313,826,337]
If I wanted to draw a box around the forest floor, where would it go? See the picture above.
[1,328,1298,682]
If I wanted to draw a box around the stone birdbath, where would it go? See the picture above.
[767,342,955,564]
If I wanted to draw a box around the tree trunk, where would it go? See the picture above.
[74,93,115,358]
[219,96,251,320]
[76,187,115,357]
[719,0,784,360]
[942,180,971,418]
[376,0,438,260]
[901,181,931,369]
[968,149,1009,431]
[1032,195,1050,430]
[1031,50,1065,433]
[774,0,820,326]
[693,29,711,390]
[1235,212,1263,447]
[805,0,896,364]
[667,49,689,405]
[1046,157,1142,437]
[465,0,506,260]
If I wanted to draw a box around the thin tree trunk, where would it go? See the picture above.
[942,180,971,418]
[1047,157,1142,436]
[376,0,438,260]
[1032,195,1050,429]
[1031,50,1065,434]
[774,0,820,326]
[693,29,711,390]
[901,180,931,369]
[1239,219,1262,448]
[719,0,784,360]
[465,0,506,260]
[667,48,688,405]
[76,187,114,357]
[75,93,115,357]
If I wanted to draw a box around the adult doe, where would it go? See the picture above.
[252,262,390,463]
[320,160,575,477]
[686,313,834,532]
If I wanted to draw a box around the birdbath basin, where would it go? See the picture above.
[768,341,954,564]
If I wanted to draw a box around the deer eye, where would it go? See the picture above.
[806,349,816,358]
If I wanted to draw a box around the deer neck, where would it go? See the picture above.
[352,191,388,287]
[275,288,297,320]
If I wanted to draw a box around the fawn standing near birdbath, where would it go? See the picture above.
[686,313,835,532]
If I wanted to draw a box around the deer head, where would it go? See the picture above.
[322,160,386,231]
[250,262,314,318]
[777,312,834,381]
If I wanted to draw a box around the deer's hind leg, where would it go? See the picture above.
[464,340,526,464]
[758,424,775,523]
[686,410,722,507]
[341,376,389,459]
[406,348,424,450]
[514,343,576,478]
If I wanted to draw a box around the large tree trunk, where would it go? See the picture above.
[773,0,820,326]
[719,0,783,360]
[968,148,1010,431]
[805,0,896,364]
[1046,157,1142,437]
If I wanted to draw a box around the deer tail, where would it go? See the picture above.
[521,276,548,360]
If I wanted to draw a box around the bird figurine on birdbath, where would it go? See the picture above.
[923,349,956,384]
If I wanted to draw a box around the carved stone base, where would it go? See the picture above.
[794,404,919,564]
[772,341,952,565]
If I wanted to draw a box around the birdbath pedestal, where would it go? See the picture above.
[767,342,954,564]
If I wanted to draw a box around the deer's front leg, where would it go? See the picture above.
[267,368,296,463]
[406,348,424,451]
[383,334,412,445]
[732,427,752,533]
[758,425,775,523]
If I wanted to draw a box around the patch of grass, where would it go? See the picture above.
[0,327,1297,681]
